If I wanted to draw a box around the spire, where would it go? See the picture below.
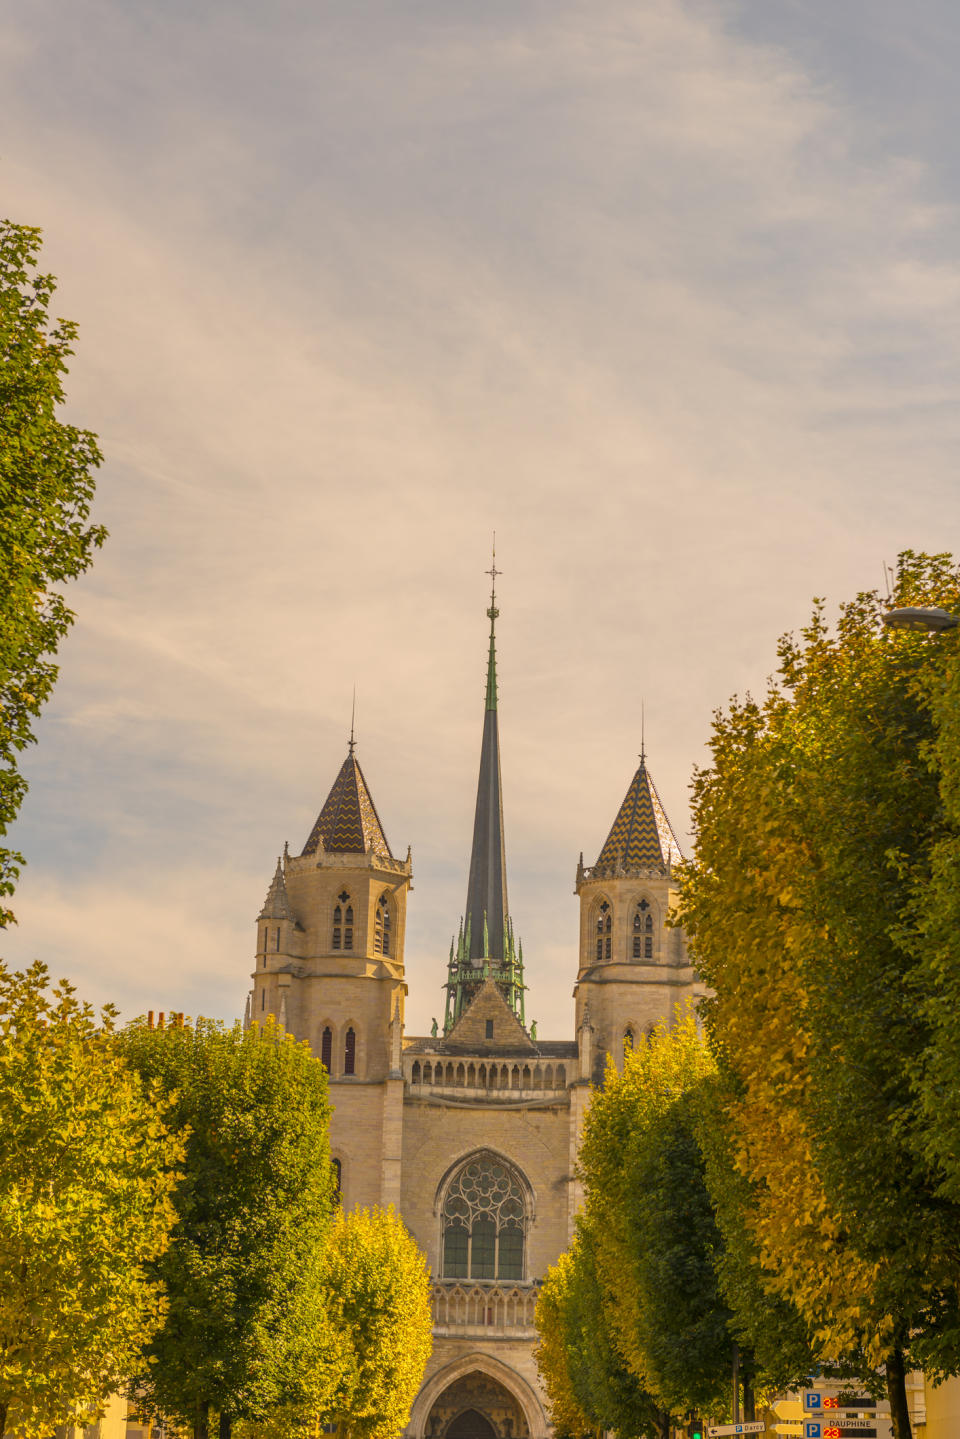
[445,547,526,1032]
[301,748,393,858]
[595,751,683,872]
[466,543,508,963]
[484,545,499,711]
[259,857,294,921]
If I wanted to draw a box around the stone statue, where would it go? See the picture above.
[431,1017,439,1038]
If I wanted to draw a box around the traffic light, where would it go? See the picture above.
[687,1415,704,1439]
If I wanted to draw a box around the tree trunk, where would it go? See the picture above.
[0,1399,8,1437]
[218,1415,231,1439]
[886,1348,912,1439]
[196,1401,210,1439]
[743,1372,756,1422]
[657,1411,670,1439]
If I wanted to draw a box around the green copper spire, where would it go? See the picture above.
[443,544,527,1032]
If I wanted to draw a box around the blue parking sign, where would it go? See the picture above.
[803,1392,823,1411]
[805,1425,822,1438]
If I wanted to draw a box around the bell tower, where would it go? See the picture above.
[250,737,412,1086]
[574,748,693,1082]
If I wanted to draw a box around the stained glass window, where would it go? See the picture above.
[441,1154,527,1281]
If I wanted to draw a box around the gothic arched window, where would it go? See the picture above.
[374,893,391,956]
[321,1026,332,1073]
[596,900,612,962]
[441,1154,527,1281]
[633,899,654,959]
[344,1027,356,1075]
[624,1026,635,1055]
[331,1158,342,1199]
[333,891,353,952]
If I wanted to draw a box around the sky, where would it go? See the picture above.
[3,0,960,1039]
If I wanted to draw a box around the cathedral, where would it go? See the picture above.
[247,581,700,1439]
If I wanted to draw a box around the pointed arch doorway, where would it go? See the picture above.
[423,1368,531,1439]
[445,1411,496,1439]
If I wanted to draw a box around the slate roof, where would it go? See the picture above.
[301,751,393,858]
[596,759,683,870]
[464,603,509,962]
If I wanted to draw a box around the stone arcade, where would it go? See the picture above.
[247,579,700,1438]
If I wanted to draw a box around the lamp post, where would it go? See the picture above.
[883,606,960,633]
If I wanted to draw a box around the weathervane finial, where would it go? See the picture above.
[485,532,500,624]
[640,700,646,767]
[349,686,357,755]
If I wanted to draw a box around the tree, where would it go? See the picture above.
[676,551,960,1438]
[535,1248,596,1439]
[693,1072,817,1400]
[118,1016,337,1439]
[536,1221,669,1439]
[0,961,180,1439]
[311,1206,433,1439]
[0,220,105,925]
[577,1014,735,1419]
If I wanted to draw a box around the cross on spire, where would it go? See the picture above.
[486,538,500,624]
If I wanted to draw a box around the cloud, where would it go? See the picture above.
[2,0,960,1037]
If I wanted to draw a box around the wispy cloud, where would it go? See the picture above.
[2,0,960,1036]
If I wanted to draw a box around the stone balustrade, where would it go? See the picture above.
[430,1279,540,1337]
[407,1057,568,1098]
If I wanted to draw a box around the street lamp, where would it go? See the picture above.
[883,606,960,633]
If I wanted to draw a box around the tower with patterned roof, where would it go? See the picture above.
[573,747,695,1082]
[249,735,413,1205]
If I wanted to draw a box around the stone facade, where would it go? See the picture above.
[247,617,699,1438]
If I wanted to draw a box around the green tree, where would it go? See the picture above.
[0,221,105,925]
[0,961,179,1439]
[676,551,960,1438]
[118,1016,337,1439]
[535,1248,596,1439]
[536,1220,669,1439]
[694,1072,817,1399]
[313,1206,433,1439]
[577,1015,735,1419]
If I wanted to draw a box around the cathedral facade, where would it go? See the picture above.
[247,587,700,1439]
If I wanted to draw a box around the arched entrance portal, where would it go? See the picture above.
[425,1371,530,1439]
[445,1410,497,1439]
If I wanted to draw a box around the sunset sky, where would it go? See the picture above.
[3,0,960,1037]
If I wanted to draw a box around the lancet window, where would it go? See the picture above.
[633,899,654,959]
[624,1026,635,1055]
[321,1026,333,1072]
[333,891,354,952]
[441,1154,527,1282]
[344,1027,356,1075]
[596,900,612,962]
[374,892,391,956]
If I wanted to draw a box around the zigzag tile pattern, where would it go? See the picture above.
[597,763,683,869]
[301,753,393,857]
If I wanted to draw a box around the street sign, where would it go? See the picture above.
[820,1399,878,1412]
[706,1425,765,1436]
[803,1426,877,1439]
[802,1393,877,1413]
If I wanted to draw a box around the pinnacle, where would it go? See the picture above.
[259,857,294,921]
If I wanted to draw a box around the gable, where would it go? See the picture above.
[445,979,538,1055]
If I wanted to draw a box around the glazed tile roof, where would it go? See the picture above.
[301,751,393,858]
[596,760,683,870]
